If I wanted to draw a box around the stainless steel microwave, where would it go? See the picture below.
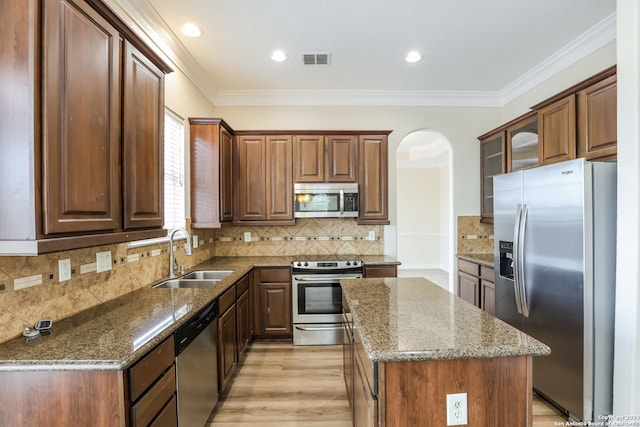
[294,183,359,218]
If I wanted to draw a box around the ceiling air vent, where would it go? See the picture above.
[302,53,331,65]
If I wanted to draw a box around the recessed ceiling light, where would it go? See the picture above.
[271,50,288,62]
[405,51,422,63]
[181,23,201,38]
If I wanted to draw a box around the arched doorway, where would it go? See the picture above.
[395,129,452,289]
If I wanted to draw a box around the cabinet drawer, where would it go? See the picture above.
[480,265,495,282]
[131,365,176,427]
[354,327,377,396]
[259,268,290,283]
[458,259,480,276]
[236,274,250,296]
[364,265,397,278]
[129,335,174,402]
[219,284,237,314]
[148,394,177,427]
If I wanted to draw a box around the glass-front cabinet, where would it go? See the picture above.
[506,111,539,172]
[479,131,505,223]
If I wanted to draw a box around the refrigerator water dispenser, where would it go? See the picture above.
[499,241,514,280]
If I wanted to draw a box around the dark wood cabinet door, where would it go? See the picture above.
[189,121,221,228]
[266,135,293,221]
[363,265,397,278]
[220,127,234,222]
[358,135,389,225]
[577,74,617,160]
[481,280,495,315]
[236,289,251,360]
[235,135,266,221]
[294,135,324,182]
[260,283,292,336]
[479,131,505,224]
[538,94,576,165]
[42,0,121,234]
[326,135,357,182]
[123,41,164,229]
[218,304,238,393]
[458,271,479,307]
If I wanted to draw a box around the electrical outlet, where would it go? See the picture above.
[96,251,112,273]
[192,235,199,248]
[368,230,376,241]
[58,259,71,282]
[446,393,468,426]
[244,231,251,242]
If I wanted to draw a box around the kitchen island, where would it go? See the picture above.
[341,277,550,427]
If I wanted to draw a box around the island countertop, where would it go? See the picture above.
[341,277,550,363]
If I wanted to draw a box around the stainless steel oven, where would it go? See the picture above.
[292,258,362,345]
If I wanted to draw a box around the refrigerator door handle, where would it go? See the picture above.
[519,204,530,317]
[513,204,524,315]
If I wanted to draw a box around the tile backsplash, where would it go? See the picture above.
[0,218,382,344]
[457,216,494,254]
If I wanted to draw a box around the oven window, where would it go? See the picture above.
[297,283,342,315]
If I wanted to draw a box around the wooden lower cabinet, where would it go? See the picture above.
[363,264,397,278]
[218,285,238,393]
[253,267,292,339]
[236,273,252,364]
[0,336,177,427]
[345,326,532,426]
[457,258,495,313]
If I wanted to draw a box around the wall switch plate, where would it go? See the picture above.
[368,230,376,241]
[244,232,251,242]
[96,251,112,273]
[446,393,468,425]
[58,259,71,282]
[193,235,199,248]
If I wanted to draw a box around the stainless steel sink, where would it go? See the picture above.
[181,270,235,280]
[153,279,221,289]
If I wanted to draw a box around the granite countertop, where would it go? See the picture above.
[341,277,550,363]
[0,255,399,371]
[457,253,494,267]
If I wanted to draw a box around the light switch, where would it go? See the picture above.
[96,251,112,273]
[58,259,71,282]
[193,235,199,248]
[244,232,251,242]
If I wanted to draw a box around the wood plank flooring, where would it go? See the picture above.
[208,342,567,427]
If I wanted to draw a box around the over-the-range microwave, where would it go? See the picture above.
[294,183,359,218]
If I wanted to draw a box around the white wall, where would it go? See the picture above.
[397,167,443,268]
[614,0,640,415]
[440,163,450,271]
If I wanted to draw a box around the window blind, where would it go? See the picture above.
[164,109,186,230]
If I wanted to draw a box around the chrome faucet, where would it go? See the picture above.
[169,227,192,278]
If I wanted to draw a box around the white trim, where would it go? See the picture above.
[0,241,39,256]
[499,12,617,105]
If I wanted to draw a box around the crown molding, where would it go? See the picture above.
[213,89,503,107]
[106,1,616,108]
[499,12,616,105]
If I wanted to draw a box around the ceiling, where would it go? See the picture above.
[111,0,616,106]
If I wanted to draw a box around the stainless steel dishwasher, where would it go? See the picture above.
[174,301,218,426]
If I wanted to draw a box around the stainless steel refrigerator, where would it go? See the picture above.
[493,158,616,421]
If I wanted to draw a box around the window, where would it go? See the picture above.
[164,109,186,230]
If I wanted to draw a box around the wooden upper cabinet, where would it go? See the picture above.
[189,118,234,228]
[123,42,164,229]
[538,94,576,166]
[326,135,358,182]
[505,111,538,173]
[577,74,617,160]
[266,136,294,221]
[236,135,267,221]
[220,127,234,221]
[293,135,324,182]
[42,0,122,234]
[479,131,505,223]
[358,134,390,225]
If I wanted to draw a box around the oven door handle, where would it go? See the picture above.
[295,325,344,331]
[293,275,362,282]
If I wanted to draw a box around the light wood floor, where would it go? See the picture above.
[208,342,567,426]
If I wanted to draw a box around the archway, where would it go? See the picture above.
[395,129,452,289]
